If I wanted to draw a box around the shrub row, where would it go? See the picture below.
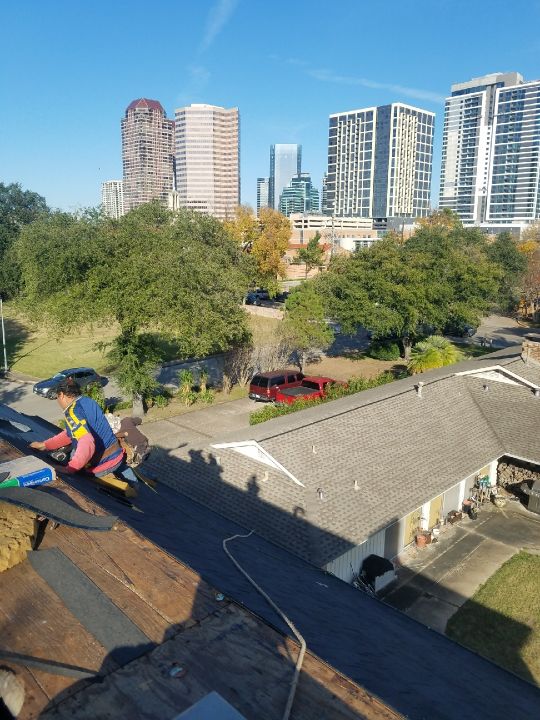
[249,371,396,425]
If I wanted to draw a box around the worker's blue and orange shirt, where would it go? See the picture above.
[44,396,123,476]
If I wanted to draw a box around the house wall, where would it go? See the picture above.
[325,461,499,584]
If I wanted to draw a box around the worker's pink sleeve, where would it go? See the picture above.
[65,433,95,473]
[43,430,71,451]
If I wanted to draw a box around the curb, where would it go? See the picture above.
[1,372,37,386]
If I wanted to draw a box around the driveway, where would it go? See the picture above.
[383,503,540,633]
[471,313,529,348]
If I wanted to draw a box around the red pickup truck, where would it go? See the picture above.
[274,376,337,405]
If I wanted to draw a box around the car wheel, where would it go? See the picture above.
[46,389,58,400]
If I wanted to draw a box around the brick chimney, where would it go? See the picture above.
[522,334,540,365]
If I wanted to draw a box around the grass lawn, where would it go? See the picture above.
[446,551,540,685]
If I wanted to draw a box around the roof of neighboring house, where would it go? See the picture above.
[2,407,540,719]
[142,347,540,568]
[0,437,397,720]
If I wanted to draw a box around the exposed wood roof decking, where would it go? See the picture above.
[0,439,399,720]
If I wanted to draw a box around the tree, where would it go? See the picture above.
[281,283,334,372]
[223,205,259,252]
[252,208,290,291]
[0,182,48,298]
[15,203,252,409]
[416,208,462,232]
[407,336,464,375]
[319,227,502,361]
[295,232,325,279]
[486,232,526,310]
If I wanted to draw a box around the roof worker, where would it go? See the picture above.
[29,379,139,488]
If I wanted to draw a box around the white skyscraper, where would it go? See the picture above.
[439,72,524,224]
[174,104,240,220]
[101,180,124,219]
[256,177,269,215]
[327,103,434,219]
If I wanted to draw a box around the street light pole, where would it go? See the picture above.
[0,297,8,373]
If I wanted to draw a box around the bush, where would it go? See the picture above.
[367,339,401,360]
[197,389,215,405]
[153,394,170,408]
[83,382,106,410]
[107,399,132,412]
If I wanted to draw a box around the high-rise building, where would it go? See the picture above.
[174,103,239,220]
[101,180,124,219]
[279,173,319,217]
[321,172,330,215]
[326,103,434,220]
[269,144,302,209]
[488,79,540,225]
[256,177,269,215]
[121,99,175,213]
[439,72,524,224]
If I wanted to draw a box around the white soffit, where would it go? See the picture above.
[455,365,540,391]
[211,440,304,487]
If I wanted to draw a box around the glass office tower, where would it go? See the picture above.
[269,144,302,209]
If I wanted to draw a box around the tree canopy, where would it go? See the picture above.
[295,232,325,278]
[15,203,252,359]
[224,205,290,292]
[0,182,48,298]
[317,226,504,359]
[281,282,334,372]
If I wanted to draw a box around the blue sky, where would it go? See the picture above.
[1,0,540,212]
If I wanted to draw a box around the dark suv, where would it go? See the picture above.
[249,370,304,402]
[33,367,107,399]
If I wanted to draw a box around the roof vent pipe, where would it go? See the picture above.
[354,479,359,491]
[535,389,540,398]
[415,381,424,398]
[483,384,489,392]
[317,487,324,500]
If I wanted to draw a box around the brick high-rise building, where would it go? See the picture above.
[174,103,240,220]
[121,98,175,213]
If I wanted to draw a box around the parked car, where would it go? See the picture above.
[33,367,107,399]
[249,370,304,402]
[274,376,338,405]
[245,289,271,306]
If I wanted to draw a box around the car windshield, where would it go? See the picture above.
[52,373,66,380]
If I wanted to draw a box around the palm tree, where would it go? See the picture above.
[408,335,464,375]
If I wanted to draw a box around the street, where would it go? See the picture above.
[0,314,531,429]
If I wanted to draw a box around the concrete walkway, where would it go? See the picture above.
[142,397,254,454]
[383,503,540,633]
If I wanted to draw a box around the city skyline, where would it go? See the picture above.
[2,1,540,212]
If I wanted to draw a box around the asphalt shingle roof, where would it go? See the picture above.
[151,347,540,567]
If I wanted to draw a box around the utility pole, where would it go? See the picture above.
[0,297,7,373]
